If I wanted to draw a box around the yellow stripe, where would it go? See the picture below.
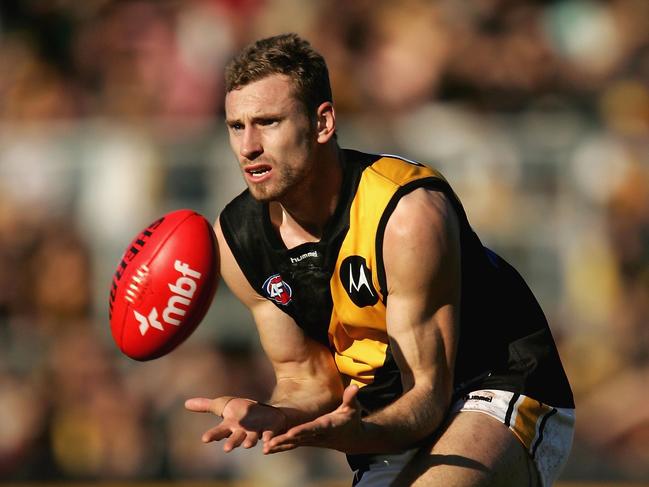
[369,155,447,185]
[512,396,552,450]
[328,155,447,384]
[332,335,389,386]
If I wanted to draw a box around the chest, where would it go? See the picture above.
[269,184,392,346]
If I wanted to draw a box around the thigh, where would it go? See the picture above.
[392,411,539,487]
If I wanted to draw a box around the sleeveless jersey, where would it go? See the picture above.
[219,150,574,415]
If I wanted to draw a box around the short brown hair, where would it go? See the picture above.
[225,33,333,116]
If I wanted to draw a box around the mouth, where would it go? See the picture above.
[244,164,272,180]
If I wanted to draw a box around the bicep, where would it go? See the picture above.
[383,189,461,401]
[251,301,340,386]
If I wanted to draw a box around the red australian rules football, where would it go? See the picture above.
[109,209,218,360]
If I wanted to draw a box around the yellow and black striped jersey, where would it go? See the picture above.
[220,149,574,414]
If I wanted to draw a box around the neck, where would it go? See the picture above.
[271,144,343,242]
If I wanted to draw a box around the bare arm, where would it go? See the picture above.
[216,217,343,421]
[361,188,460,451]
[248,291,344,427]
[185,217,343,451]
[267,188,461,454]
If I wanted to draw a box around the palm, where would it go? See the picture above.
[266,384,365,454]
[185,397,286,452]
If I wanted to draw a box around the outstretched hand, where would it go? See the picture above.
[265,384,366,454]
[185,396,287,452]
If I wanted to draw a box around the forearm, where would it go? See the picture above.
[360,384,449,453]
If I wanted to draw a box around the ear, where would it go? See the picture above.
[315,101,336,144]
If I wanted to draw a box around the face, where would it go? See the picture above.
[225,74,318,202]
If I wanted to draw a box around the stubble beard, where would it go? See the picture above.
[246,162,310,204]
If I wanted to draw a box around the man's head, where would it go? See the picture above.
[224,34,338,205]
[225,33,333,119]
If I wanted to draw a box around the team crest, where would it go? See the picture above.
[262,274,293,305]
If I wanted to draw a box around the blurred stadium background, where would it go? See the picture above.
[1,0,648,485]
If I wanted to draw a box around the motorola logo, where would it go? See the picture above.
[340,255,379,307]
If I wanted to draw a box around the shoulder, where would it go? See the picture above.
[214,214,267,309]
[216,190,271,308]
[221,188,258,221]
[385,188,459,244]
[219,188,265,253]
[365,153,448,188]
[382,188,461,294]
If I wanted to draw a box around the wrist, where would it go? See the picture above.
[214,396,236,417]
[217,396,256,417]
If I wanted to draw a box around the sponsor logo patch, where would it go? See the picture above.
[262,274,292,305]
[340,255,379,307]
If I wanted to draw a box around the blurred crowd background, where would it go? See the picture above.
[1,0,648,484]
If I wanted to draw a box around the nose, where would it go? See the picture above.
[240,126,263,161]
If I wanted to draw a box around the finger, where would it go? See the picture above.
[185,397,214,413]
[270,433,324,451]
[280,418,326,440]
[267,428,312,449]
[263,430,299,454]
[265,441,297,454]
[266,426,328,451]
[262,429,274,444]
[223,429,247,452]
[242,431,259,449]
[341,384,360,409]
[267,431,290,448]
[202,424,232,443]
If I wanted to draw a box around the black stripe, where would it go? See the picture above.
[531,408,557,459]
[356,343,403,413]
[504,393,520,427]
[218,202,262,295]
[375,177,452,303]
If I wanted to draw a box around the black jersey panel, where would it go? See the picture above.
[457,248,575,408]
[220,194,333,345]
[219,189,270,292]
[355,343,403,413]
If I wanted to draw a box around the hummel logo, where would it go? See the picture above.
[466,394,493,403]
[290,250,318,264]
[340,255,379,307]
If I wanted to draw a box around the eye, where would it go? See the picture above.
[228,122,244,132]
[258,118,279,127]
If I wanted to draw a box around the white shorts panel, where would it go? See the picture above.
[452,389,575,487]
[352,390,575,487]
